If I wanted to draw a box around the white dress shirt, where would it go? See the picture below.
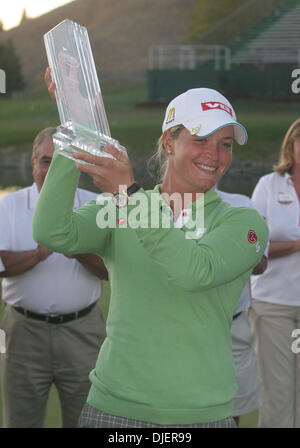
[0,183,102,314]
[251,171,300,306]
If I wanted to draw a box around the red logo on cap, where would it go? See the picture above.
[201,101,233,117]
[247,230,257,244]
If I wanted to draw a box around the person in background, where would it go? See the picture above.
[250,117,300,428]
[33,79,268,428]
[0,127,108,428]
[216,188,268,427]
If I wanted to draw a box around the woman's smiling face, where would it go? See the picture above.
[164,125,233,194]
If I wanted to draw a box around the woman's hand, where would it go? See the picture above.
[73,144,135,194]
[44,67,56,102]
[35,244,53,261]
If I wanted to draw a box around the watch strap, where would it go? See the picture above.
[126,182,141,197]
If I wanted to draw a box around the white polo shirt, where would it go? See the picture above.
[216,189,260,314]
[251,171,300,306]
[0,183,101,314]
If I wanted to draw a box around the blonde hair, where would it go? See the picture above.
[151,125,185,180]
[274,118,300,175]
[32,127,56,158]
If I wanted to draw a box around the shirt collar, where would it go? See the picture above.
[152,184,221,208]
[152,184,221,204]
[285,172,293,186]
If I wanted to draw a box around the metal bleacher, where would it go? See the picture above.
[231,1,300,66]
[148,0,300,71]
[147,0,300,100]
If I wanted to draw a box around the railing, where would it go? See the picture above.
[148,42,300,70]
[232,47,300,65]
[148,45,231,71]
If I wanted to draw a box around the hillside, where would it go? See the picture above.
[0,0,195,89]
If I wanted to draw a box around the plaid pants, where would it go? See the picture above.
[78,403,237,428]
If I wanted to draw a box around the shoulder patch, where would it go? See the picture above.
[247,229,257,244]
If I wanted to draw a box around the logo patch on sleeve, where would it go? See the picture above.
[247,230,257,244]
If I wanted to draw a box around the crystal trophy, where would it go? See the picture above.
[44,19,125,162]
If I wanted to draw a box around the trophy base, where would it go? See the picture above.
[53,122,126,164]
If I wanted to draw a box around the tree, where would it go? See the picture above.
[0,39,26,96]
[187,0,249,43]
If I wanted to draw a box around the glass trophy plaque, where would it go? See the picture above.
[44,19,125,162]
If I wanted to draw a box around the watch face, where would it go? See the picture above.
[112,193,128,208]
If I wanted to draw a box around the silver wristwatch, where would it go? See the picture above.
[112,183,141,208]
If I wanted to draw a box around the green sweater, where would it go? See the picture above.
[32,152,268,424]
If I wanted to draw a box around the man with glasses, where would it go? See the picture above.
[0,127,108,428]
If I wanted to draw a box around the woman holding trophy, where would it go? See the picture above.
[32,71,268,428]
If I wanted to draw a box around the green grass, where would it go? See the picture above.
[1,84,300,166]
[232,98,300,162]
[0,84,163,159]
[239,410,259,428]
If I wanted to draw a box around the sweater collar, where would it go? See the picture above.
[152,184,221,208]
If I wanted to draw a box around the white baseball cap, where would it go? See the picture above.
[162,88,247,145]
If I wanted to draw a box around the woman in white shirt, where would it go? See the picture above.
[250,118,300,428]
